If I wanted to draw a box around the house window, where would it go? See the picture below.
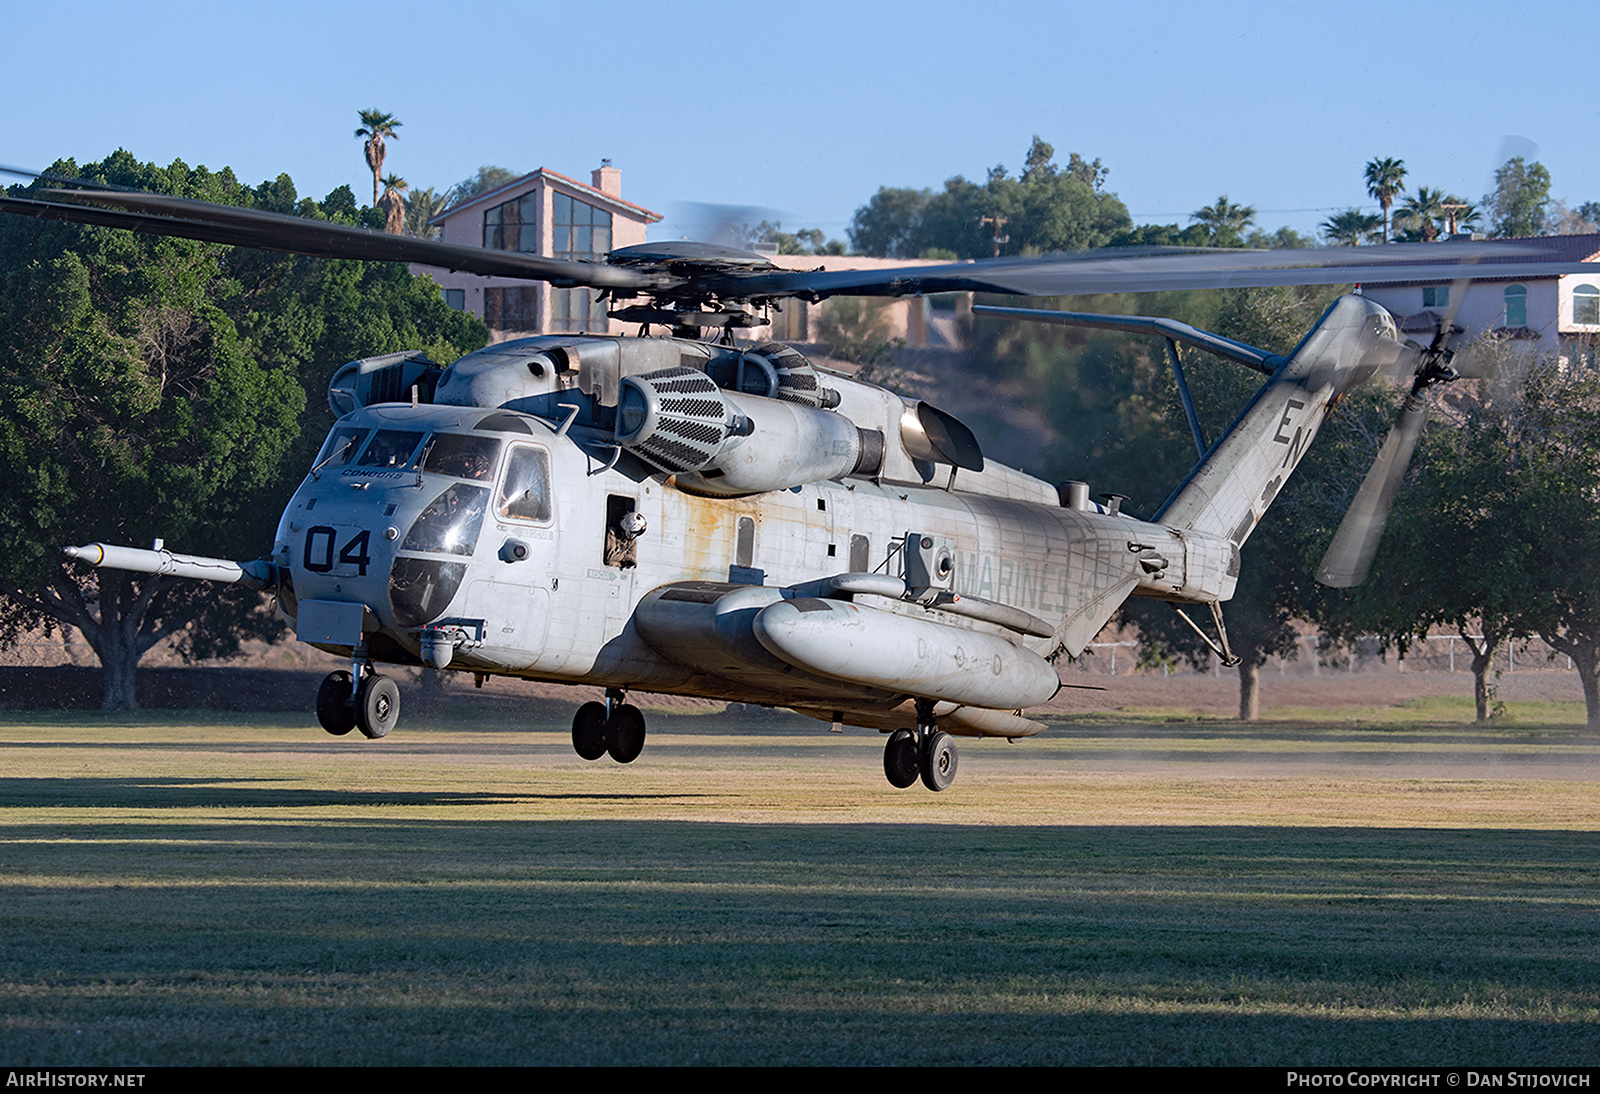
[483,193,539,252]
[1574,285,1600,325]
[484,287,540,332]
[551,193,613,333]
[1422,285,1449,308]
[442,288,465,311]
[1504,284,1528,328]
[552,193,611,259]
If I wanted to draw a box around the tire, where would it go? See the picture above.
[572,701,609,760]
[317,671,356,736]
[920,730,958,792]
[356,674,400,739]
[883,729,919,788]
[607,704,647,764]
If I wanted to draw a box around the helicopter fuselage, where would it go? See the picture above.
[275,394,1233,733]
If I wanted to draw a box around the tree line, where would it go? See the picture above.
[0,149,487,709]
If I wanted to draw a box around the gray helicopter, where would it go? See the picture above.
[5,181,1582,790]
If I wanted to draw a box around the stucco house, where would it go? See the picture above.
[1360,234,1600,365]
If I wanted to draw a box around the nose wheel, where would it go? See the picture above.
[316,662,399,740]
[881,701,958,791]
[571,690,648,763]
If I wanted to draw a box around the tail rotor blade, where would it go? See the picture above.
[1315,393,1429,587]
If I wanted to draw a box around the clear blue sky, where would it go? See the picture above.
[7,0,1593,246]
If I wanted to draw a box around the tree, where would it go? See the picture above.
[1319,209,1382,246]
[0,152,488,709]
[1343,398,1541,721]
[1512,366,1600,728]
[445,165,521,209]
[848,187,932,258]
[355,109,402,208]
[1364,157,1407,243]
[1392,186,1444,242]
[1189,195,1256,247]
[1484,157,1552,239]
[748,220,845,256]
[403,186,448,239]
[846,139,1130,260]
[379,173,408,235]
[0,154,303,708]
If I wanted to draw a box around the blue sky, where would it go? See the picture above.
[7,0,1592,245]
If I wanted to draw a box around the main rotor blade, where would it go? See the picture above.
[0,190,668,291]
[1315,393,1430,588]
[720,244,1597,302]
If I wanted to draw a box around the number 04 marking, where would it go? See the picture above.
[304,526,372,576]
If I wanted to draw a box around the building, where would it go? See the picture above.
[1360,234,1600,364]
[418,163,662,340]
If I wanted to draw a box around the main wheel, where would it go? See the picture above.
[607,704,647,764]
[572,701,609,760]
[920,730,958,792]
[356,673,400,739]
[317,670,356,736]
[883,729,919,788]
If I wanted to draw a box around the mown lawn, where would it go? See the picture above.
[1,711,1596,1065]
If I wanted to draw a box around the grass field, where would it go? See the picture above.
[1,705,1597,1066]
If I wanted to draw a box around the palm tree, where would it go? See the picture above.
[1395,186,1447,242]
[355,110,402,208]
[1320,209,1383,247]
[1190,195,1257,245]
[379,174,408,235]
[1364,157,1407,243]
[403,186,448,239]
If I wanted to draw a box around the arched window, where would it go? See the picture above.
[1574,284,1600,326]
[1504,284,1528,328]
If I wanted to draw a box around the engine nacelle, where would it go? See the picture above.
[615,366,881,496]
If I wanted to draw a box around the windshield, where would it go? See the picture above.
[422,434,502,481]
[402,483,489,556]
[357,430,425,469]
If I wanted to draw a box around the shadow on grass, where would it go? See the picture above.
[2,814,1596,1065]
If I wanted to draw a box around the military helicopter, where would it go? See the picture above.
[4,178,1586,790]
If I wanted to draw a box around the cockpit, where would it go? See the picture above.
[292,409,557,633]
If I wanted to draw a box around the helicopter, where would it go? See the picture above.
[5,178,1589,790]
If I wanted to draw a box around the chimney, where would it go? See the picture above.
[592,159,621,198]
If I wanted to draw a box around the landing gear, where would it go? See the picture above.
[317,652,398,741]
[356,673,399,739]
[884,729,919,788]
[608,705,647,764]
[570,690,648,764]
[881,700,959,792]
[920,730,957,792]
[572,702,609,760]
[317,670,356,736]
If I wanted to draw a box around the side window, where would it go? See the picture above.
[497,445,552,523]
[314,427,367,471]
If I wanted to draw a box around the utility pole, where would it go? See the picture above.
[980,215,1009,259]
[1441,203,1471,238]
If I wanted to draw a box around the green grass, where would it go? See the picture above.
[1,712,1597,1065]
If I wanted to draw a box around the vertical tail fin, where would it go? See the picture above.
[1154,295,1404,545]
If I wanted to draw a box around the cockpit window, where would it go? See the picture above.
[357,430,425,469]
[402,484,489,556]
[498,445,552,523]
[314,427,368,472]
[423,434,502,481]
